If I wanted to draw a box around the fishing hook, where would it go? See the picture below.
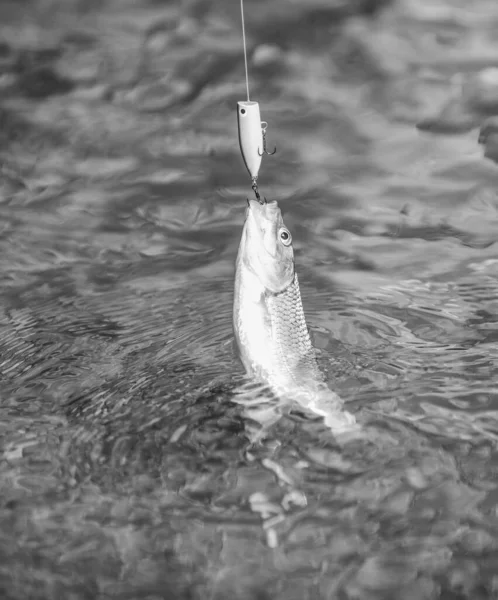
[251,178,266,205]
[258,121,276,156]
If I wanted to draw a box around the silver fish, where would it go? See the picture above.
[233,198,357,433]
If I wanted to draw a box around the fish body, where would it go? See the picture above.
[233,199,356,432]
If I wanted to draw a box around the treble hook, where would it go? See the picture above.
[258,121,276,156]
[251,178,266,205]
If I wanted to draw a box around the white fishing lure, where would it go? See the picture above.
[237,101,263,180]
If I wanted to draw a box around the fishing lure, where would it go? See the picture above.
[237,0,276,204]
[237,101,263,181]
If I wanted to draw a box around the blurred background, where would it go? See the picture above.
[2,0,498,599]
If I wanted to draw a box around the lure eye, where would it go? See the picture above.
[278,227,292,246]
[240,108,246,115]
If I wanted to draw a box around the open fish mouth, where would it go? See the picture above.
[246,197,280,214]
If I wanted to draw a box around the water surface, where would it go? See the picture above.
[2,0,498,598]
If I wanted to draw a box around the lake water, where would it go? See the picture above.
[2,0,498,598]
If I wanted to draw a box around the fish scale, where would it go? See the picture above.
[266,273,323,390]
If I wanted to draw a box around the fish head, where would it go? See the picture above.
[239,198,294,293]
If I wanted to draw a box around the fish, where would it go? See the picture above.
[233,198,357,433]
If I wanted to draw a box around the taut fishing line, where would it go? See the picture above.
[237,0,276,203]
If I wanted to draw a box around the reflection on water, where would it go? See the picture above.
[2,0,498,597]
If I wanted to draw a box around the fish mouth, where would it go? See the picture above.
[245,198,284,259]
[245,198,283,238]
[246,197,279,218]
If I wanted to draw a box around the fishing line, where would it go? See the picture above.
[237,0,276,201]
[240,0,250,101]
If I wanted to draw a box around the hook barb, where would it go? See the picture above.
[258,121,277,157]
[258,145,277,156]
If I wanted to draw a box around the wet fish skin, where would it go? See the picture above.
[233,199,356,432]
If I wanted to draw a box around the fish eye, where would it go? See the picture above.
[278,227,292,246]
